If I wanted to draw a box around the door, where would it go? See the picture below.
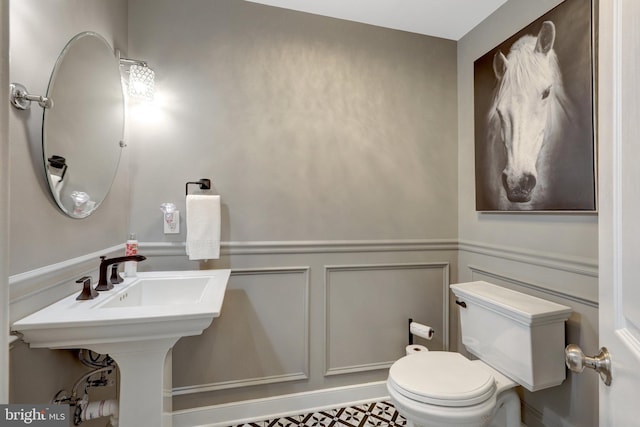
[598,0,640,424]
[0,0,9,404]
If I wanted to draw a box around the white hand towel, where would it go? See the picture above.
[185,194,221,260]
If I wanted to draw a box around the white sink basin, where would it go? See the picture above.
[99,276,211,308]
[12,269,231,427]
[12,269,230,348]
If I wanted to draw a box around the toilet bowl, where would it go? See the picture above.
[387,281,572,427]
[387,352,519,427]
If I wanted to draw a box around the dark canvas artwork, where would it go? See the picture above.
[474,0,596,211]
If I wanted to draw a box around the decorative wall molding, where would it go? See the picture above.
[9,239,598,394]
[9,244,123,303]
[459,239,598,277]
[142,240,597,278]
[8,245,124,323]
[172,373,309,397]
[324,262,450,376]
[8,240,597,325]
[468,265,598,307]
[10,238,593,300]
[172,381,389,427]
[172,266,310,396]
[141,239,458,256]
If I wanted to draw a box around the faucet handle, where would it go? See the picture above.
[110,264,124,284]
[76,276,98,300]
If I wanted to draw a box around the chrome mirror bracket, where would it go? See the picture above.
[9,82,53,110]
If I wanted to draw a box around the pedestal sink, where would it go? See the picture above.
[12,269,231,427]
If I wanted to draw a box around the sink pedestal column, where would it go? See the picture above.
[90,338,179,427]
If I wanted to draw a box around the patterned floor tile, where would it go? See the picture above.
[244,400,406,427]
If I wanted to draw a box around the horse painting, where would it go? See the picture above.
[474,18,595,211]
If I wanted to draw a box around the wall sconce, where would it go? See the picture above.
[119,56,155,101]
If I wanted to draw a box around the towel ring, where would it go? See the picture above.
[185,179,211,196]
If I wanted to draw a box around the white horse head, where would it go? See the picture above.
[488,21,570,205]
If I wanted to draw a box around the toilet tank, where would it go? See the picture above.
[450,281,572,392]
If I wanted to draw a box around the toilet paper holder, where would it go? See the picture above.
[408,318,435,345]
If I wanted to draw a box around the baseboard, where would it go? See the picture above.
[172,381,389,427]
[521,401,545,427]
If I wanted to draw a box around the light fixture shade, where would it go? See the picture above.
[129,64,155,101]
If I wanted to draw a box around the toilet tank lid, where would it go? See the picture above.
[450,281,572,325]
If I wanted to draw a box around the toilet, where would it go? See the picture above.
[387,281,572,427]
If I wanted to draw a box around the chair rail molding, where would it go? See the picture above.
[8,245,124,323]
[140,239,459,256]
[458,239,598,277]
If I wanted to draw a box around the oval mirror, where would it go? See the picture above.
[43,32,124,218]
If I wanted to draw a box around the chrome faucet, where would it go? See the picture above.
[96,255,147,291]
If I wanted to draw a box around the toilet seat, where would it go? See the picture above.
[388,352,496,407]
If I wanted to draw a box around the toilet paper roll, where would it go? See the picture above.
[406,344,429,355]
[409,322,434,340]
[81,399,118,421]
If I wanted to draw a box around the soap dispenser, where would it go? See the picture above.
[124,233,138,277]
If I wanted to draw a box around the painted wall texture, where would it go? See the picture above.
[8,0,130,275]
[127,0,458,243]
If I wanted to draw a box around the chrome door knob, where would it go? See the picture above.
[565,344,612,386]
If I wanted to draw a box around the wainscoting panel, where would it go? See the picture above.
[324,262,449,375]
[172,267,310,395]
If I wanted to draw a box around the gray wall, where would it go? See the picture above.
[8,1,127,425]
[127,0,458,243]
[456,0,599,426]
[8,0,130,276]
[127,0,459,410]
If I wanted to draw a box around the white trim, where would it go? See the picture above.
[172,381,389,427]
